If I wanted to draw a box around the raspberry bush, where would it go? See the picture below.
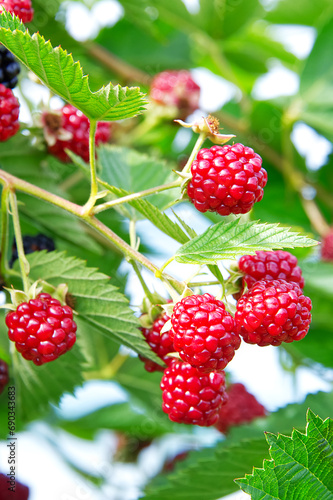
[0,2,332,499]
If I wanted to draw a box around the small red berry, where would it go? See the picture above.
[0,0,34,23]
[5,293,77,365]
[0,83,19,141]
[171,293,240,373]
[0,473,29,499]
[160,359,228,426]
[321,229,333,261]
[215,383,266,434]
[150,70,200,118]
[238,250,304,291]
[139,312,175,372]
[0,359,9,394]
[235,279,312,346]
[42,104,111,163]
[187,143,267,216]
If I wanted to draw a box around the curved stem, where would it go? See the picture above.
[8,190,30,293]
[0,169,185,295]
[82,120,98,215]
[0,186,10,279]
[93,179,181,215]
[129,220,156,303]
[182,132,207,175]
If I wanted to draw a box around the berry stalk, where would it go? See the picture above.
[0,185,10,278]
[8,190,30,292]
[82,119,98,215]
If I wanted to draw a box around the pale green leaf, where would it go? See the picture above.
[0,11,146,121]
[236,410,333,500]
[175,219,318,264]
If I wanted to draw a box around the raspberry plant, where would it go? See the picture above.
[0,2,332,499]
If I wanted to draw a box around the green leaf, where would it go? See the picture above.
[143,438,270,500]
[26,250,160,363]
[236,410,333,499]
[175,219,318,264]
[265,0,332,27]
[0,11,146,121]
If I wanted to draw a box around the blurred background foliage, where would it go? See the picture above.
[0,0,333,498]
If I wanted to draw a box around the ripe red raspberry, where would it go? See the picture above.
[215,383,266,434]
[160,359,227,426]
[187,143,267,216]
[235,279,312,346]
[238,250,304,291]
[171,293,240,373]
[5,293,77,365]
[0,359,9,394]
[321,229,333,261]
[0,473,29,499]
[150,70,200,118]
[42,104,111,163]
[139,312,175,372]
[0,83,19,141]
[0,0,34,23]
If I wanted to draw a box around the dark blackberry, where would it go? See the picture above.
[0,46,20,89]
[10,234,55,267]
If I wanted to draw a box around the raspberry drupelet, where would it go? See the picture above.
[238,250,305,291]
[139,312,175,372]
[5,293,77,365]
[215,383,266,434]
[160,359,228,426]
[171,293,241,373]
[187,143,267,216]
[235,279,312,346]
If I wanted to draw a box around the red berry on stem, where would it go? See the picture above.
[215,383,266,434]
[235,279,312,346]
[0,83,19,141]
[43,104,111,163]
[5,293,77,365]
[160,359,228,426]
[171,293,240,373]
[321,229,333,262]
[150,70,200,118]
[139,312,175,372]
[187,143,267,216]
[0,0,34,23]
[238,250,305,291]
[0,359,9,394]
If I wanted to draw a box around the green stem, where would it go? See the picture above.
[128,220,155,302]
[182,132,207,175]
[82,120,98,214]
[8,190,30,293]
[0,169,185,295]
[187,280,221,287]
[93,179,181,215]
[0,186,10,279]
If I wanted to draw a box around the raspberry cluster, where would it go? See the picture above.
[215,383,266,433]
[0,46,20,89]
[171,293,240,372]
[238,250,305,291]
[0,359,9,394]
[235,279,312,346]
[0,82,20,141]
[139,312,174,372]
[10,233,55,267]
[161,360,227,426]
[43,104,111,163]
[5,293,77,365]
[187,143,267,216]
[150,70,200,118]
[0,0,34,23]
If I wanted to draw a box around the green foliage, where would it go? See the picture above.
[236,410,333,499]
[175,220,318,264]
[0,11,146,121]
